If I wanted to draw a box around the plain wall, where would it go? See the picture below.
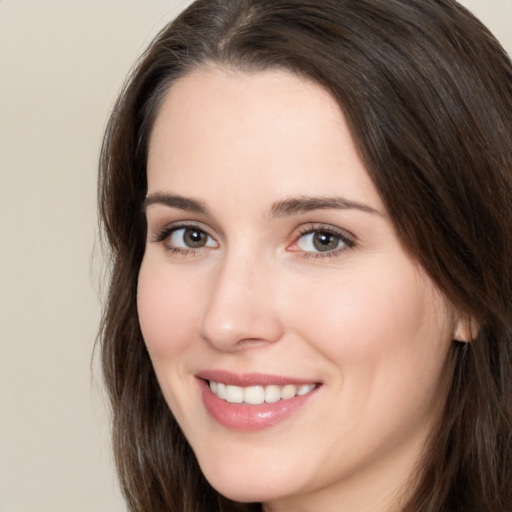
[1,1,510,511]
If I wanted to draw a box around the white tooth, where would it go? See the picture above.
[244,386,265,405]
[297,384,315,396]
[225,385,244,403]
[209,381,218,393]
[216,382,226,400]
[264,385,281,403]
[281,384,297,399]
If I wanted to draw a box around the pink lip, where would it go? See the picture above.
[196,369,316,387]
[196,370,320,432]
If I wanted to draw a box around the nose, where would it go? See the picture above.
[198,253,284,351]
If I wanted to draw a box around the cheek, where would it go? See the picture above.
[284,264,454,457]
[286,261,452,386]
[137,259,200,357]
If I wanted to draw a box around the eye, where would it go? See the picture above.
[290,226,354,257]
[169,227,216,249]
[153,224,218,253]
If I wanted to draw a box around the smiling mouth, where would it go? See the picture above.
[198,373,321,430]
[208,380,317,405]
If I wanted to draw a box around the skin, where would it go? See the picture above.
[138,67,458,512]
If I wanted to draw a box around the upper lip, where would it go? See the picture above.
[196,369,319,387]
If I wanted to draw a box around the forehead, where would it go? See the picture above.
[148,66,343,160]
[147,67,382,211]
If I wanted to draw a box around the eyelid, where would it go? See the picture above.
[151,221,204,241]
[149,219,355,257]
[288,223,356,257]
[151,221,218,253]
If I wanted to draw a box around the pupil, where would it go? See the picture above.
[313,231,337,252]
[185,228,206,248]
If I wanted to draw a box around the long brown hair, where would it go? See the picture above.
[98,1,512,510]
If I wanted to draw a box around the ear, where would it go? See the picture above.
[453,315,479,343]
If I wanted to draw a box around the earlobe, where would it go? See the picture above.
[453,316,479,343]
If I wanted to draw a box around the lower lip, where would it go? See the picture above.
[198,379,318,432]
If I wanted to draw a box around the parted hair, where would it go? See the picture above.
[98,1,512,510]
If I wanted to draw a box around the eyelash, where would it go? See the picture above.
[292,224,355,259]
[152,223,217,256]
[151,223,355,258]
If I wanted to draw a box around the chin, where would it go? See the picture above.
[200,462,293,504]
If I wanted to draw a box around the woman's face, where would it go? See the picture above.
[138,68,456,511]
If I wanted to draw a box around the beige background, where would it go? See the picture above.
[1,1,510,511]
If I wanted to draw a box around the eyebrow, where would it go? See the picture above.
[144,193,209,214]
[269,196,383,218]
[143,192,383,218]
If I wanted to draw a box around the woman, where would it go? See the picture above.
[98,1,512,511]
